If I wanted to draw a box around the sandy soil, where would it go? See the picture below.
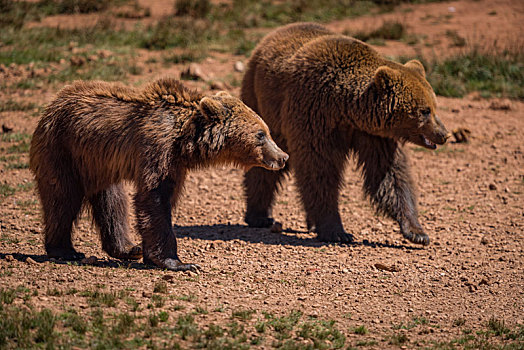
[0,0,522,348]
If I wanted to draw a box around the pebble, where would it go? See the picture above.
[270,222,283,233]
[233,61,245,72]
[25,257,37,264]
[180,63,208,81]
[162,274,174,281]
[5,255,14,262]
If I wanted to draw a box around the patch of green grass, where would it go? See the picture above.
[231,308,255,321]
[151,294,165,308]
[297,318,346,349]
[487,316,510,337]
[388,332,409,345]
[153,280,168,294]
[425,46,524,99]
[174,0,211,18]
[0,183,16,197]
[353,325,369,335]
[446,29,466,47]
[0,132,31,143]
[162,51,207,65]
[83,289,118,307]
[0,294,352,349]
[176,294,196,302]
[353,20,405,42]
[0,99,39,112]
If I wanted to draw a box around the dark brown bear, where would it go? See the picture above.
[241,23,450,245]
[30,77,288,272]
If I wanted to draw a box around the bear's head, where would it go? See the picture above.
[199,92,289,170]
[373,60,450,149]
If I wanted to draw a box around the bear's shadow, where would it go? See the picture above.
[174,223,422,251]
[0,226,420,270]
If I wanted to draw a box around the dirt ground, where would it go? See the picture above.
[0,0,523,348]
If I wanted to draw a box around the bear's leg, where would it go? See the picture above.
[244,167,288,228]
[134,179,199,272]
[293,145,353,243]
[89,184,141,260]
[352,131,429,245]
[38,174,85,260]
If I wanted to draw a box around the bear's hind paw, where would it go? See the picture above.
[161,258,201,273]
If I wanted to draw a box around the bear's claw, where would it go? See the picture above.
[403,232,430,246]
[162,258,201,273]
[144,256,201,273]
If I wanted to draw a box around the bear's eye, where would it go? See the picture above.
[256,131,266,141]
[420,108,431,119]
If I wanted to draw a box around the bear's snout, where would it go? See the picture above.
[260,139,289,170]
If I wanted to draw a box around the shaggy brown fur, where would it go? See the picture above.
[30,77,288,271]
[241,23,450,245]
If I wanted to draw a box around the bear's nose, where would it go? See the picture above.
[278,153,289,168]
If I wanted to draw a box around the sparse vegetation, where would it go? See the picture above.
[426,45,524,99]
[353,20,405,42]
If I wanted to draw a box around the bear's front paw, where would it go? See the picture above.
[245,215,275,228]
[316,230,354,244]
[401,226,430,246]
[46,247,85,261]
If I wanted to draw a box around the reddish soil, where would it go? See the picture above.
[0,0,522,348]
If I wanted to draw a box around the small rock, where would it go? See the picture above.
[142,291,152,298]
[2,124,13,133]
[451,108,460,113]
[81,256,97,265]
[26,257,37,264]
[481,236,490,245]
[180,63,207,81]
[70,55,86,67]
[68,41,78,50]
[233,61,245,72]
[87,54,99,62]
[270,222,283,233]
[341,268,349,274]
[374,263,400,272]
[489,183,497,190]
[162,275,174,281]
[185,270,198,278]
[5,254,14,262]
[209,80,228,90]
[478,278,489,286]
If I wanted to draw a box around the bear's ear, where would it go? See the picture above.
[373,66,401,91]
[199,97,225,120]
[404,59,426,77]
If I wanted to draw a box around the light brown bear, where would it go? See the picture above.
[241,22,450,245]
[30,77,288,272]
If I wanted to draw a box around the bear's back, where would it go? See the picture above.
[250,22,332,70]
